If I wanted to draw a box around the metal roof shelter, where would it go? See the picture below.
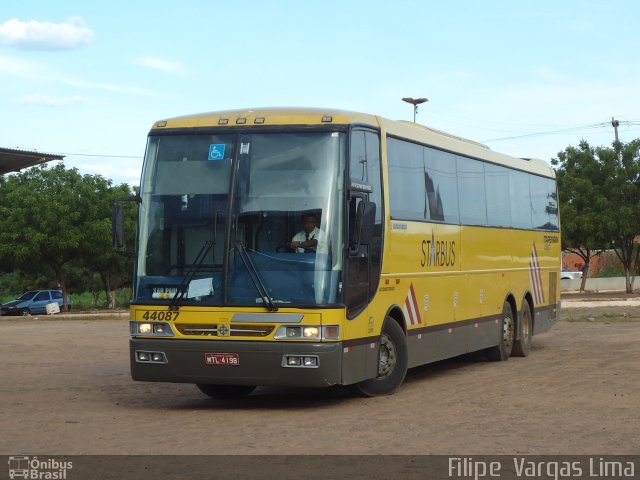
[0,147,64,175]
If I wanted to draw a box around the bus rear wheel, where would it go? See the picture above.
[196,384,256,399]
[512,301,532,357]
[487,301,514,361]
[352,319,408,397]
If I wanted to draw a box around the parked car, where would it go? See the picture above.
[0,290,72,316]
[560,268,583,280]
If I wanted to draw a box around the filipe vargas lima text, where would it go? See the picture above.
[448,457,636,480]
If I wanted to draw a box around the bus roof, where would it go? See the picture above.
[151,107,555,178]
[152,107,379,130]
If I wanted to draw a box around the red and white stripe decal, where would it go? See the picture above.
[529,243,545,305]
[402,283,422,326]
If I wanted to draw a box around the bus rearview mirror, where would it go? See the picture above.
[355,201,376,246]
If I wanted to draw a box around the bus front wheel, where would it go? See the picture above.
[487,301,514,361]
[352,319,408,397]
[196,384,256,399]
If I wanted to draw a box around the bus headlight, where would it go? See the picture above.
[286,326,300,338]
[303,326,319,338]
[153,323,169,334]
[130,321,175,337]
[138,323,152,334]
[274,325,339,340]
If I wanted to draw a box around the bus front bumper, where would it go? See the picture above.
[130,338,343,387]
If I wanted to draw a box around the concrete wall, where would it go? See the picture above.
[560,276,636,292]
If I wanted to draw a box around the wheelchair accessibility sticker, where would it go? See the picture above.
[208,144,226,160]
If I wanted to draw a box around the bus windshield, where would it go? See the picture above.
[135,130,346,308]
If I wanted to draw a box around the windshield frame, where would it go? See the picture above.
[133,125,348,309]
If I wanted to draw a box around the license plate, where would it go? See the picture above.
[205,353,239,366]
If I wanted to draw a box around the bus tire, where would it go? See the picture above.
[487,300,514,361]
[196,384,256,399]
[512,300,532,357]
[352,319,408,397]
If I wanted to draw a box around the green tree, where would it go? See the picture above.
[0,164,135,309]
[78,176,135,308]
[598,140,640,292]
[552,141,607,291]
[0,164,87,310]
[552,139,640,292]
[0,270,50,301]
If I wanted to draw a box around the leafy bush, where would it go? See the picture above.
[593,253,625,278]
[69,289,131,310]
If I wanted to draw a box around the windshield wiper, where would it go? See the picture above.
[169,240,213,311]
[235,242,278,312]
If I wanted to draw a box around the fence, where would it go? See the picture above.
[560,277,636,292]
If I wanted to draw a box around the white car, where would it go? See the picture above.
[561,268,583,280]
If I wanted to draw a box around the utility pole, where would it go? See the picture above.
[611,117,620,142]
[611,117,622,167]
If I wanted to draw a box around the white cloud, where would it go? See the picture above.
[18,94,83,107]
[137,56,185,75]
[0,17,94,50]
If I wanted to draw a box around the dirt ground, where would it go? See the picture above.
[1,300,639,455]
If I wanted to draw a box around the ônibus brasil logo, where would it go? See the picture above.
[8,456,73,479]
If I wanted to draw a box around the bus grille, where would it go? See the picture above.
[175,324,274,337]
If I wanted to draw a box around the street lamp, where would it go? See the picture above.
[402,97,428,122]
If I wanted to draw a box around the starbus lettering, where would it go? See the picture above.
[420,238,455,267]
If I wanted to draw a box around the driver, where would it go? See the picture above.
[290,213,326,253]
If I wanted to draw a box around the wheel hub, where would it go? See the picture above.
[378,333,397,378]
[502,314,514,351]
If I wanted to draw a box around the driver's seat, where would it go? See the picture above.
[255,215,287,252]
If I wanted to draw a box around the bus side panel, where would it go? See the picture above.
[461,226,561,340]
[340,334,381,386]
[459,225,514,353]
[533,304,559,335]
[377,222,560,370]
[381,222,474,367]
[533,229,561,335]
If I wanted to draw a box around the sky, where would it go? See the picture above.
[1,0,639,186]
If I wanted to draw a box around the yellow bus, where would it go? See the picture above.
[117,107,560,398]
